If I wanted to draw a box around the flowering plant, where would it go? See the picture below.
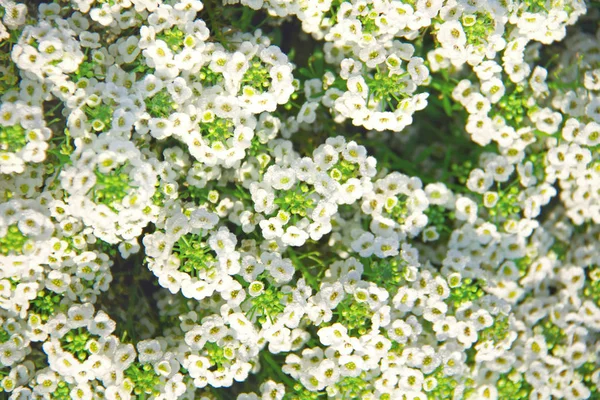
[1,0,600,399]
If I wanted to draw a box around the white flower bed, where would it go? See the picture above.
[0,0,599,399]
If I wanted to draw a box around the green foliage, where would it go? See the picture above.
[363,257,406,293]
[0,327,10,343]
[84,102,113,130]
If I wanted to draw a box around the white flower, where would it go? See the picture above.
[259,218,284,240]
[438,21,467,47]
[67,303,95,328]
[455,196,478,224]
[90,4,114,26]
[137,339,163,363]
[281,226,308,247]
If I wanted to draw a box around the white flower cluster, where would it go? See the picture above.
[451,25,600,225]
[1,0,599,400]
[0,102,50,174]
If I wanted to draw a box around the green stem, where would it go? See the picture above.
[287,247,319,289]
[262,351,296,389]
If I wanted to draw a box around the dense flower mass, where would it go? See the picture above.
[0,0,599,399]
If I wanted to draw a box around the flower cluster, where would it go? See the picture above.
[1,0,600,399]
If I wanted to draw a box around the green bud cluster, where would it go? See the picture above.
[329,159,358,184]
[201,116,235,145]
[358,8,379,34]
[289,384,321,400]
[365,258,406,293]
[61,329,93,361]
[450,160,474,185]
[50,381,72,400]
[540,320,566,349]
[175,234,216,276]
[367,71,410,107]
[515,256,531,276]
[496,372,532,400]
[247,286,286,324]
[523,0,550,13]
[488,186,522,219]
[145,89,176,118]
[30,290,63,321]
[577,362,599,398]
[335,375,369,399]
[241,59,272,91]
[72,60,98,82]
[0,224,27,255]
[494,85,531,127]
[92,166,133,207]
[205,342,229,369]
[479,315,510,343]
[274,185,314,219]
[449,278,485,307]
[584,266,600,307]
[427,369,459,399]
[125,363,161,397]
[387,195,409,224]
[0,124,27,153]
[337,297,373,335]
[199,65,223,86]
[461,12,495,47]
[94,237,120,258]
[156,27,185,52]
[425,205,452,233]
